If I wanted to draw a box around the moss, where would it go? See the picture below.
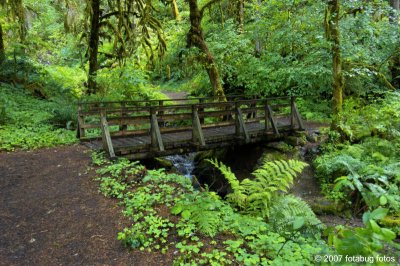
[381,216,400,227]
[309,198,345,215]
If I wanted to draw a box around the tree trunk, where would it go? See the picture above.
[171,0,181,21]
[87,0,101,94]
[187,0,225,98]
[237,0,244,33]
[389,0,400,89]
[0,22,5,64]
[254,0,262,57]
[326,0,344,119]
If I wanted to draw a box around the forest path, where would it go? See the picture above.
[0,145,171,265]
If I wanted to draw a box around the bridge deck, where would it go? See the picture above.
[78,96,304,159]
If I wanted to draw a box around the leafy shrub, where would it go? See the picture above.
[0,83,77,151]
[328,208,399,257]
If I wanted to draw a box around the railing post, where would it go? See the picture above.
[235,102,249,142]
[150,107,164,151]
[290,97,295,129]
[77,105,85,139]
[100,110,116,159]
[199,98,204,124]
[235,102,241,136]
[264,100,269,132]
[158,100,165,127]
[192,105,205,146]
[120,102,127,132]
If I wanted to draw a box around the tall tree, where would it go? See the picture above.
[87,0,100,94]
[325,0,344,119]
[0,22,4,63]
[84,0,166,94]
[187,0,225,98]
[171,0,181,20]
[389,0,400,89]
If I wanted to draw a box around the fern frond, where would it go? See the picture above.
[208,159,308,219]
[270,195,325,236]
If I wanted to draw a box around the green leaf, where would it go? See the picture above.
[379,196,387,206]
[171,205,183,215]
[181,210,191,219]
[369,220,381,233]
[380,228,396,241]
[293,216,305,230]
[369,208,388,221]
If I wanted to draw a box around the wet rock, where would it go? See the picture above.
[265,141,294,152]
[309,197,345,215]
[285,136,307,147]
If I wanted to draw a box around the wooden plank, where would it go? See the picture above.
[150,113,164,151]
[100,112,116,159]
[192,106,205,146]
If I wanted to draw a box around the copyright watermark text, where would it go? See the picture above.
[314,254,397,264]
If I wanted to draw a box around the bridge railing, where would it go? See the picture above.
[77,96,304,158]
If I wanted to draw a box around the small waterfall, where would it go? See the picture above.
[164,153,196,178]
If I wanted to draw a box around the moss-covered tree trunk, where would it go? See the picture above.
[171,0,181,21]
[187,0,225,98]
[390,0,400,89]
[87,0,101,94]
[326,0,344,119]
[237,0,244,33]
[254,0,262,57]
[0,22,5,63]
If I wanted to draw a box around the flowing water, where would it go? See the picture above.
[163,153,196,178]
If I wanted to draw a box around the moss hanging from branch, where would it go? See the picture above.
[187,0,225,99]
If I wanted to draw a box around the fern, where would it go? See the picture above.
[269,195,325,236]
[208,159,308,218]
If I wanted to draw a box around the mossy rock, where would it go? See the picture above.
[265,141,294,153]
[285,136,307,147]
[154,157,174,169]
[309,198,345,215]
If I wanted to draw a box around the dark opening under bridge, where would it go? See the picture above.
[77,96,305,160]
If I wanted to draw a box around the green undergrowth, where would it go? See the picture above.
[93,153,328,265]
[93,152,400,265]
[314,93,400,235]
[0,83,77,151]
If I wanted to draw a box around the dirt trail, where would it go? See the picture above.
[0,145,171,266]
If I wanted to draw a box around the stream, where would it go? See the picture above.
[163,153,196,178]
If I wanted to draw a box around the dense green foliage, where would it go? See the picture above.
[94,154,329,265]
[0,82,76,150]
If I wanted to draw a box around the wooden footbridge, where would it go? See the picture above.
[77,96,305,160]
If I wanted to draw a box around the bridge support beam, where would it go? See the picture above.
[235,104,250,142]
[192,105,205,146]
[265,103,279,135]
[150,110,165,152]
[290,97,305,130]
[100,111,116,159]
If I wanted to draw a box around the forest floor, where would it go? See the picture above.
[0,145,173,266]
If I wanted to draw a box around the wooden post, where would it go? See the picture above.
[192,105,205,146]
[266,104,279,135]
[120,102,127,132]
[199,98,205,124]
[100,110,116,159]
[290,97,295,129]
[235,102,249,142]
[77,105,85,139]
[292,101,305,131]
[264,100,269,132]
[158,100,165,127]
[150,108,164,151]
